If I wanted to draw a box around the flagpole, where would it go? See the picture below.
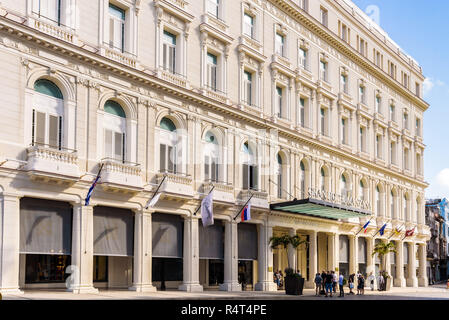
[269,178,297,201]
[388,223,404,240]
[145,175,167,209]
[193,185,215,216]
[355,217,372,236]
[85,163,104,205]
[401,226,415,241]
[233,192,254,221]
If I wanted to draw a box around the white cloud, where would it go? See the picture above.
[436,168,449,189]
[423,77,445,97]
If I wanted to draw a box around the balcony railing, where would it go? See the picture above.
[202,180,234,203]
[156,170,194,198]
[31,11,75,43]
[26,143,79,181]
[99,158,142,192]
[101,43,137,68]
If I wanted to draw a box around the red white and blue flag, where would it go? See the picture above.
[241,201,252,222]
[85,164,103,206]
[362,220,370,233]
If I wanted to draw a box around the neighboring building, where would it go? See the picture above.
[425,199,449,283]
[0,0,430,295]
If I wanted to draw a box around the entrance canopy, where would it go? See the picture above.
[270,198,371,220]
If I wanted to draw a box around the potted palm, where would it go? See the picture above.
[269,234,307,295]
[371,241,396,291]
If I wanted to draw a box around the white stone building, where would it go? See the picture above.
[0,0,429,294]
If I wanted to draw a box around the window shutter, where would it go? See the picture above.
[252,165,258,190]
[242,164,248,189]
[160,144,166,172]
[204,155,210,180]
[211,65,217,90]
[48,114,58,148]
[114,132,123,161]
[35,111,46,145]
[167,145,174,173]
[109,17,114,48]
[162,43,167,69]
[104,129,112,158]
[246,81,252,104]
[32,109,36,145]
[121,22,125,52]
[211,159,217,182]
[58,116,62,150]
[171,46,176,73]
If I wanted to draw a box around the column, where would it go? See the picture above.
[0,193,22,294]
[69,204,98,294]
[288,228,297,272]
[366,237,375,275]
[255,224,277,291]
[305,230,317,289]
[327,233,338,272]
[418,243,428,287]
[130,210,156,292]
[349,235,358,275]
[219,220,241,291]
[406,242,418,287]
[394,241,406,287]
[179,216,203,292]
[383,239,391,276]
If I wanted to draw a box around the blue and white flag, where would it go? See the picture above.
[85,164,103,206]
[378,223,387,236]
[201,190,214,227]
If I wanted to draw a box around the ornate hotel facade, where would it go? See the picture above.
[0,0,430,294]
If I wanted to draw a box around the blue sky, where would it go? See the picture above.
[352,0,449,199]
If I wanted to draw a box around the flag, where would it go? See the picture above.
[85,164,103,206]
[405,227,415,237]
[362,220,370,233]
[201,190,214,227]
[241,201,252,222]
[378,223,387,236]
[393,227,401,236]
[145,192,162,209]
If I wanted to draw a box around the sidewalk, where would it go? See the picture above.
[2,284,449,300]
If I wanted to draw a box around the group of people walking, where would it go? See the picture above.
[314,271,379,297]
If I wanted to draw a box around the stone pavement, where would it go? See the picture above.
[2,283,449,300]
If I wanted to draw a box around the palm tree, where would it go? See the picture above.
[372,241,396,274]
[269,234,307,271]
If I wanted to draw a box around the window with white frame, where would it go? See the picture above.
[376,185,381,215]
[298,47,308,70]
[360,126,366,152]
[358,180,365,201]
[243,13,254,39]
[103,100,126,162]
[403,194,409,221]
[207,0,220,18]
[415,82,421,97]
[243,70,253,106]
[341,73,348,94]
[160,117,178,173]
[341,118,348,145]
[32,79,64,149]
[320,167,326,191]
[359,85,366,104]
[300,161,306,196]
[162,30,177,73]
[108,3,126,52]
[204,131,220,182]
[275,86,284,118]
[340,174,348,197]
[299,97,305,127]
[375,95,382,114]
[403,111,409,130]
[390,141,396,165]
[390,190,395,219]
[320,7,328,27]
[416,153,422,175]
[206,52,218,91]
[242,142,258,190]
[404,147,410,170]
[320,60,328,82]
[298,0,308,11]
[276,154,283,198]
[33,0,61,24]
[275,33,285,56]
[320,108,327,136]
[376,134,382,159]
[389,104,395,122]
[415,118,421,136]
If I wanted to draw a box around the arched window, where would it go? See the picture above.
[415,198,420,223]
[204,131,220,182]
[103,100,126,162]
[242,142,258,190]
[358,180,365,201]
[390,190,396,219]
[300,161,306,197]
[32,79,64,149]
[404,194,409,221]
[160,117,178,173]
[376,185,381,215]
[340,174,347,197]
[320,167,326,191]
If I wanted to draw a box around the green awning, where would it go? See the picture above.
[270,198,372,221]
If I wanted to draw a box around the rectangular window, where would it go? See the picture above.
[275,33,284,56]
[206,52,218,91]
[341,24,347,42]
[376,135,382,159]
[390,142,396,165]
[35,0,61,24]
[160,144,176,173]
[207,0,219,18]
[298,48,307,70]
[403,112,409,130]
[104,129,124,162]
[299,98,305,127]
[389,105,395,121]
[360,127,365,152]
[320,61,327,81]
[320,108,326,136]
[320,7,328,27]
[404,148,409,170]
[415,82,420,97]
[243,70,253,106]
[32,109,62,149]
[109,3,125,52]
[341,74,348,93]
[276,86,283,118]
[416,118,421,136]
[341,118,346,144]
[375,96,381,114]
[243,13,254,38]
[162,31,177,73]
[359,86,365,104]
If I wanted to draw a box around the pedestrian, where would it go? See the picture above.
[377,272,384,291]
[314,273,322,296]
[358,275,365,295]
[325,271,333,297]
[348,274,355,295]
[338,273,344,297]
[368,272,375,291]
[332,271,337,293]
[321,270,326,293]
